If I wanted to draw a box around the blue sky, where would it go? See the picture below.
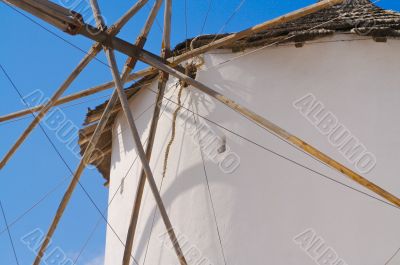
[1,0,399,264]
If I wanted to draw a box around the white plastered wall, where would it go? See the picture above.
[104,34,400,265]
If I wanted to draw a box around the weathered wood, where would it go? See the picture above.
[162,0,172,53]
[108,49,188,265]
[88,0,187,263]
[32,58,126,265]
[0,0,150,169]
[5,0,75,32]
[122,1,173,264]
[0,83,112,123]
[113,0,346,82]
[99,0,347,87]
[2,0,344,125]
[30,2,151,264]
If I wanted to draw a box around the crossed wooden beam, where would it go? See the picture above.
[3,0,400,264]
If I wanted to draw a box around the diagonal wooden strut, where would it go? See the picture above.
[122,1,172,264]
[1,0,345,124]
[89,0,187,264]
[30,2,152,265]
[0,0,150,170]
[0,70,149,123]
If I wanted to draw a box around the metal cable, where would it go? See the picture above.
[0,63,140,265]
[200,0,213,35]
[202,0,382,71]
[145,86,400,211]
[385,246,400,265]
[0,200,20,265]
[207,0,246,45]
[0,80,156,238]
[1,1,110,68]
[190,93,228,265]
[72,82,180,264]
[142,86,193,265]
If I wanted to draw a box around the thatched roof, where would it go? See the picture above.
[79,0,400,183]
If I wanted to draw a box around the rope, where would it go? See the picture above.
[162,82,184,178]
[142,87,193,265]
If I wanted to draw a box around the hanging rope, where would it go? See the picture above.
[162,63,197,179]
[162,82,184,178]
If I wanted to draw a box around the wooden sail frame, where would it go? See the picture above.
[4,0,400,264]
[122,0,173,264]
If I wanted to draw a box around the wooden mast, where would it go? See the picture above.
[89,0,187,264]
[122,1,173,264]
[30,2,152,264]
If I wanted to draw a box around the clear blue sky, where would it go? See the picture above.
[1,0,399,264]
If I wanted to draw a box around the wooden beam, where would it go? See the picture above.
[0,83,111,123]
[31,0,163,258]
[88,1,187,264]
[1,0,344,125]
[30,2,151,264]
[122,1,173,264]
[0,0,150,169]
[4,0,76,32]
[108,49,188,265]
[32,58,126,265]
[87,0,347,90]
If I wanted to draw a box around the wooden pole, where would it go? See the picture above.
[0,0,149,169]
[1,0,344,125]
[88,0,186,264]
[0,68,152,123]
[4,0,75,32]
[122,1,172,264]
[95,0,347,83]
[32,59,127,265]
[93,0,347,86]
[31,2,151,264]
[108,49,188,265]
[0,83,111,123]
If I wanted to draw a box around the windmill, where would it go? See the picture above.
[1,0,400,264]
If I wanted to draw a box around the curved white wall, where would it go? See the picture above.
[104,34,400,265]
